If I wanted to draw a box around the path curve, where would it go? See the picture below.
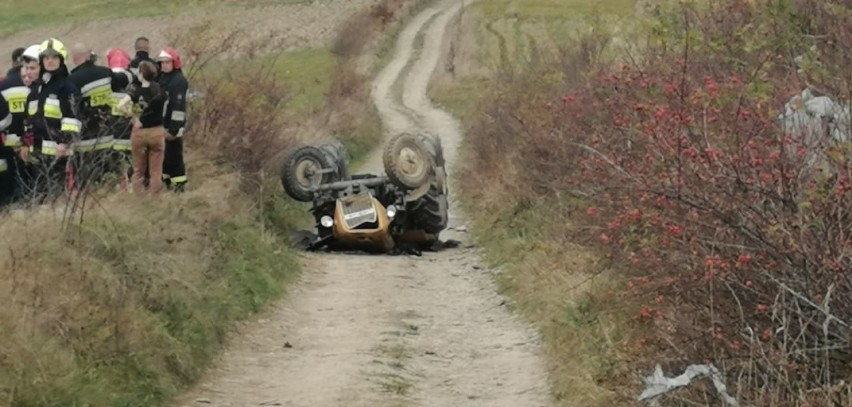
[176,1,553,406]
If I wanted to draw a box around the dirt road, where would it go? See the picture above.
[176,1,553,406]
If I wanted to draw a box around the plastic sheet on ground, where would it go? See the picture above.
[638,364,738,406]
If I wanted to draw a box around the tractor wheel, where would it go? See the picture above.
[383,133,433,189]
[430,134,445,167]
[414,184,449,234]
[280,145,336,202]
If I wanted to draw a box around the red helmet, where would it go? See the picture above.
[106,47,131,69]
[156,47,182,70]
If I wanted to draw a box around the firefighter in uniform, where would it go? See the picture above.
[106,47,135,190]
[156,48,188,191]
[0,44,38,202]
[68,43,114,189]
[0,91,14,207]
[24,38,82,204]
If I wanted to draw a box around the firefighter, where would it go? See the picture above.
[68,43,114,189]
[0,90,14,208]
[24,38,82,204]
[106,47,135,190]
[156,48,188,191]
[0,44,39,202]
[107,48,134,90]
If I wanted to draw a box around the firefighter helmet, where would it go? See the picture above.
[38,38,68,61]
[156,47,182,70]
[106,47,131,70]
[22,44,40,62]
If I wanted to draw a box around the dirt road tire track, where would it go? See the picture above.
[176,1,553,406]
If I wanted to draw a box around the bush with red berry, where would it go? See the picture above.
[462,0,852,404]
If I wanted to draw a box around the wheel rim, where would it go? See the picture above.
[398,145,427,181]
[295,158,323,189]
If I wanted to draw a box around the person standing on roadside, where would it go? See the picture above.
[107,48,134,91]
[0,90,14,207]
[156,47,188,191]
[24,38,82,204]
[118,60,167,196]
[68,43,115,189]
[106,47,135,190]
[0,44,39,203]
[1,45,38,153]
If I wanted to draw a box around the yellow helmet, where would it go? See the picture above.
[38,38,68,60]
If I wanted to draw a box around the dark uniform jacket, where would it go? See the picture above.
[0,91,15,201]
[69,60,113,149]
[107,68,135,149]
[0,74,31,148]
[5,66,20,82]
[25,65,82,155]
[130,51,154,71]
[158,70,188,138]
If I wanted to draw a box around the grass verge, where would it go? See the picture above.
[0,1,439,404]
[463,197,638,405]
[0,160,302,406]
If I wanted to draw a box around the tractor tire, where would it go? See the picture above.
[280,145,336,202]
[430,134,445,167]
[383,133,433,189]
[413,184,449,234]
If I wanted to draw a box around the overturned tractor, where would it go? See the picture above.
[280,133,449,253]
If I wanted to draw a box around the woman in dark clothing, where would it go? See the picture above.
[117,60,167,196]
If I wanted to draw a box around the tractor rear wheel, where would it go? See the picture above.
[383,133,433,189]
[413,184,449,234]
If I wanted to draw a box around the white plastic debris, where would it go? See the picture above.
[638,364,738,406]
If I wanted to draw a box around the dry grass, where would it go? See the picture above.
[464,195,638,406]
[332,0,413,59]
[0,1,438,404]
[0,154,303,406]
[447,0,852,405]
[432,1,644,406]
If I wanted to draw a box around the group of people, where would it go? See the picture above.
[0,36,190,209]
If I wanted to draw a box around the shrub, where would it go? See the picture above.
[332,0,409,58]
[464,0,852,405]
